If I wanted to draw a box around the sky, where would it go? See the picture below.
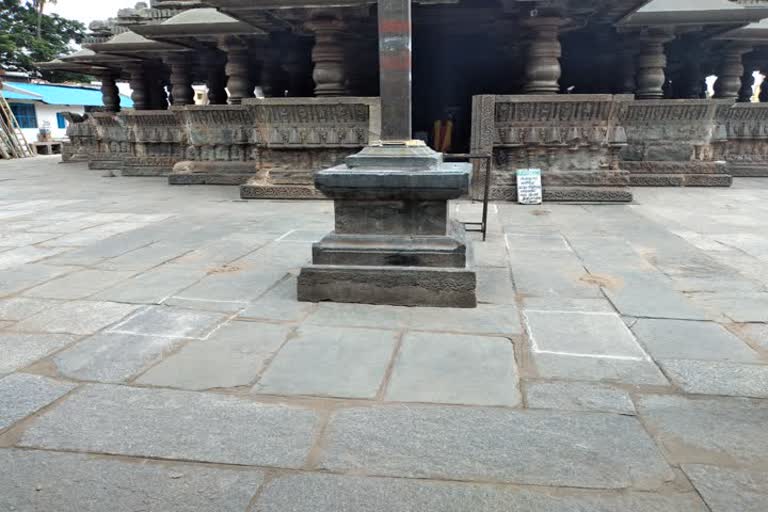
[46,0,138,27]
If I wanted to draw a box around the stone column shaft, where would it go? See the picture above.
[164,54,195,106]
[100,71,120,113]
[523,17,564,95]
[204,49,228,105]
[714,45,750,100]
[635,31,673,100]
[306,16,347,97]
[127,63,149,110]
[220,38,253,105]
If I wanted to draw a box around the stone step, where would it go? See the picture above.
[623,161,726,175]
[630,174,733,187]
[728,164,768,177]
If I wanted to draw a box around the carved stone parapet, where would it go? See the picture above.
[61,112,97,163]
[240,97,382,198]
[470,94,633,202]
[89,112,131,170]
[713,102,768,177]
[173,105,254,161]
[306,15,348,97]
[522,17,565,95]
[619,99,733,187]
[118,110,186,176]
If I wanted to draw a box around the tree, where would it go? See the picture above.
[0,0,86,82]
[33,0,59,39]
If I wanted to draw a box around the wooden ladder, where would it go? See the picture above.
[0,90,34,159]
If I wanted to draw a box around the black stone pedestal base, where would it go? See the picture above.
[297,143,477,308]
[298,264,476,308]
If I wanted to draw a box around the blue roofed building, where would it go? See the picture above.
[1,81,133,142]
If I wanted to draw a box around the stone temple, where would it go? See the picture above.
[40,0,768,204]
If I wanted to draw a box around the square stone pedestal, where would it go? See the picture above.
[298,144,477,308]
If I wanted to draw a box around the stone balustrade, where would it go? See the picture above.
[88,112,132,171]
[120,110,185,176]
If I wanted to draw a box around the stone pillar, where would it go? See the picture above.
[126,63,149,110]
[283,37,314,97]
[522,17,564,94]
[306,15,347,97]
[619,39,639,94]
[100,71,120,113]
[220,37,254,105]
[165,53,195,106]
[635,30,673,100]
[761,69,768,103]
[204,49,228,105]
[714,45,750,100]
[738,68,755,103]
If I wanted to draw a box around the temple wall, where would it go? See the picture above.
[714,102,768,177]
[471,94,633,203]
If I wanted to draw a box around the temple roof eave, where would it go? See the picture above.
[128,7,267,41]
[618,0,768,27]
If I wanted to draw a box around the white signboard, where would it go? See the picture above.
[516,168,542,205]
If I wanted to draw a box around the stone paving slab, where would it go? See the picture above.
[19,384,320,467]
[510,252,602,299]
[659,359,768,398]
[0,263,76,297]
[13,301,139,335]
[637,394,768,466]
[254,473,707,512]
[524,310,648,359]
[602,273,711,320]
[172,268,287,304]
[687,292,768,322]
[631,319,761,362]
[93,267,208,305]
[0,374,75,431]
[525,381,636,415]
[255,326,396,399]
[239,276,315,322]
[95,242,192,271]
[23,269,135,300]
[738,322,768,350]
[475,267,516,305]
[0,449,263,512]
[107,305,229,340]
[385,332,520,406]
[53,333,185,383]
[530,351,669,386]
[0,297,55,321]
[0,333,78,373]
[521,296,616,313]
[319,405,674,490]
[682,464,768,512]
[137,321,291,390]
[0,246,65,270]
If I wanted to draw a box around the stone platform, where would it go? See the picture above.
[0,157,767,511]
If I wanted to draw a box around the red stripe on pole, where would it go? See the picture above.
[379,20,410,33]
[380,54,412,72]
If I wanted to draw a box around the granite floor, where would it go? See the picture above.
[1,156,767,511]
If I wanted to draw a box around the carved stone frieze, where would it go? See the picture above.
[119,110,186,176]
[89,112,131,170]
[470,94,632,202]
[61,112,98,163]
[713,102,768,176]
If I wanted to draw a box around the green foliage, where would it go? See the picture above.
[0,0,86,81]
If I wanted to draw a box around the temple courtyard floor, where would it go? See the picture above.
[0,155,767,511]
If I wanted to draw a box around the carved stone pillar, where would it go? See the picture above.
[100,71,120,113]
[761,70,768,103]
[220,37,253,105]
[635,30,673,100]
[204,49,228,105]
[714,45,750,100]
[619,39,639,94]
[738,68,755,103]
[165,53,195,106]
[522,17,564,94]
[306,15,347,97]
[126,63,149,110]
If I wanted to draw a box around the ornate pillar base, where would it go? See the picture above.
[297,143,476,308]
